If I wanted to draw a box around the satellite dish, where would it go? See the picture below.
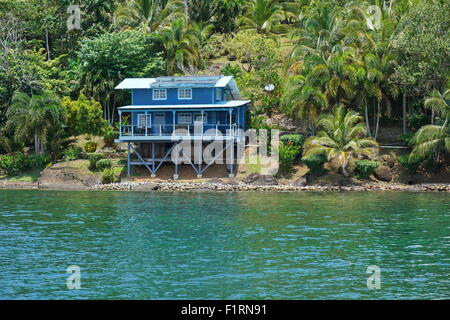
[264,84,275,92]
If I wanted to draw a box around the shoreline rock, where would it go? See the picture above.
[89,181,450,193]
[1,180,449,193]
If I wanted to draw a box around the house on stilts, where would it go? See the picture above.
[115,76,251,179]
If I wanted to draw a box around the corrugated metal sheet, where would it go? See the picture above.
[115,78,156,89]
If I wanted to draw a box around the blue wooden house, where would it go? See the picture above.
[115,76,251,179]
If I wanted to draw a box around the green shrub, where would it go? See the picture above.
[0,153,51,176]
[96,159,112,171]
[302,154,327,175]
[27,154,51,169]
[400,133,415,146]
[102,125,119,146]
[63,146,83,161]
[87,153,104,170]
[280,134,304,148]
[0,153,25,175]
[101,167,119,184]
[279,143,301,175]
[399,154,421,174]
[407,112,428,131]
[84,141,98,153]
[355,160,381,179]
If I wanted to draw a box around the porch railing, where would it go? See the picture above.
[120,124,238,138]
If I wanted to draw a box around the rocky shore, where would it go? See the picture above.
[90,181,450,193]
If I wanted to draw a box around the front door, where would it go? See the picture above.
[154,113,166,135]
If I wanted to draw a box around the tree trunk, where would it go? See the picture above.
[34,134,39,154]
[365,103,372,137]
[45,26,50,60]
[431,109,435,125]
[402,93,407,134]
[375,101,381,140]
[40,137,45,153]
[386,98,392,118]
[342,164,349,177]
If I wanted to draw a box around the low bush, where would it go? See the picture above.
[63,146,84,161]
[102,125,119,147]
[87,153,104,170]
[101,167,119,184]
[407,112,428,131]
[280,134,304,148]
[399,154,421,174]
[279,143,301,175]
[400,133,415,147]
[355,160,381,179]
[302,154,327,175]
[84,141,98,153]
[96,159,112,171]
[0,153,51,176]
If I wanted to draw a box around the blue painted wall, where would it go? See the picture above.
[132,88,216,105]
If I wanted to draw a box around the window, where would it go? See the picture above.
[216,88,222,101]
[154,113,165,125]
[137,114,151,128]
[178,113,192,124]
[153,89,167,100]
[178,88,192,100]
[194,113,207,124]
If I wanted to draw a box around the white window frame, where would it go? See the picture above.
[178,113,192,125]
[194,113,207,124]
[216,88,222,101]
[153,89,167,100]
[178,88,192,100]
[137,113,152,128]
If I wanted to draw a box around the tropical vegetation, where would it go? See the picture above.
[0,0,448,180]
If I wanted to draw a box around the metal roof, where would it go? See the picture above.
[115,78,156,89]
[115,75,239,96]
[118,100,251,110]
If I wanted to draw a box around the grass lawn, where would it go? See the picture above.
[1,169,42,183]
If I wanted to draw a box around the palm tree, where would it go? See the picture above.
[5,91,66,154]
[115,0,185,32]
[409,89,449,164]
[364,52,398,137]
[160,18,199,74]
[282,75,327,133]
[424,89,450,121]
[303,105,379,176]
[237,0,288,37]
[289,3,344,65]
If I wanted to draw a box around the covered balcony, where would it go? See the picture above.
[117,105,247,142]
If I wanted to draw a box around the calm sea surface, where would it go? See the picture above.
[0,190,449,299]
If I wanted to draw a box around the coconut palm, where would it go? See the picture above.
[289,3,344,65]
[356,52,397,138]
[5,91,66,154]
[160,18,200,74]
[424,89,450,119]
[115,0,185,32]
[409,89,449,163]
[282,75,327,133]
[237,0,288,37]
[303,105,379,176]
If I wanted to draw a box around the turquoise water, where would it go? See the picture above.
[0,190,449,300]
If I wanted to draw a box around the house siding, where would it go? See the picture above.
[132,88,215,105]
